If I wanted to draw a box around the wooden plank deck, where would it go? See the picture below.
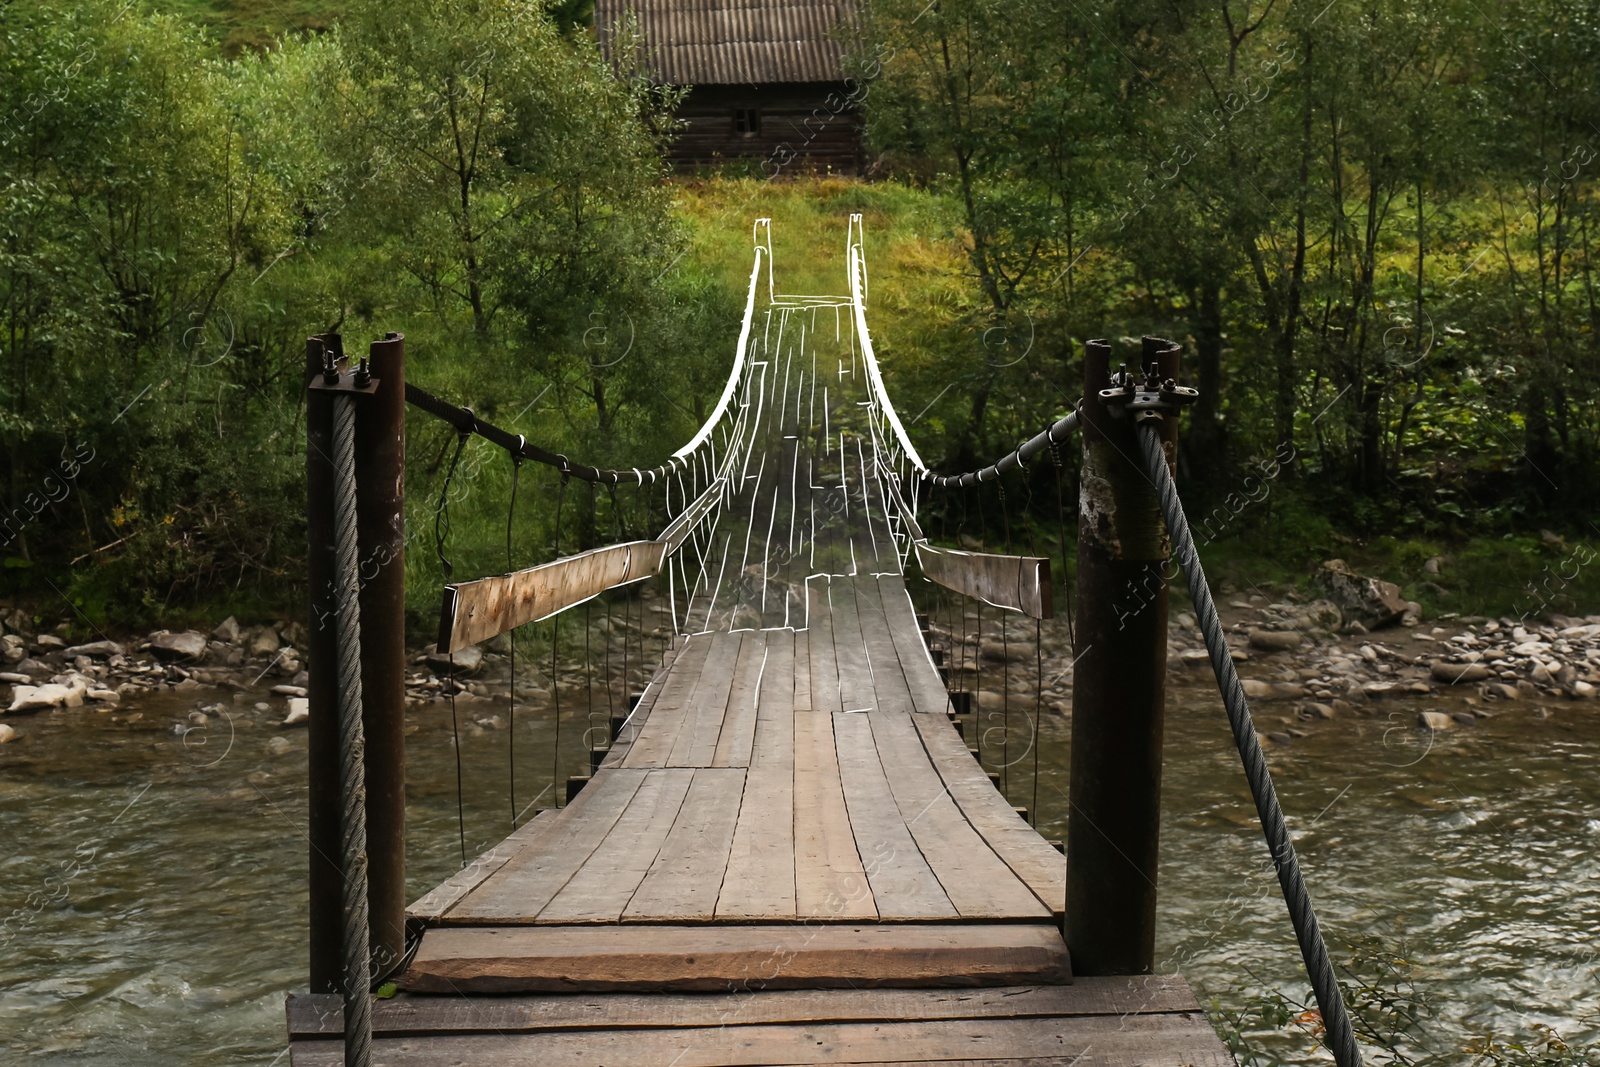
[317,573,1231,1065]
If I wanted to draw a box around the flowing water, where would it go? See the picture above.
[1,664,1596,1063]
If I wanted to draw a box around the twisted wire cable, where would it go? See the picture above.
[331,393,373,1067]
[1134,419,1361,1067]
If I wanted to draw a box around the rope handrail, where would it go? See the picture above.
[404,382,684,486]
[922,406,1082,489]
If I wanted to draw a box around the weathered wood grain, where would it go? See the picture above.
[290,1011,1235,1067]
[401,923,1068,994]
[621,633,715,768]
[793,707,875,919]
[913,543,1053,620]
[535,769,694,922]
[717,630,797,919]
[441,769,647,923]
[287,975,1201,1037]
[623,768,747,921]
[406,809,555,922]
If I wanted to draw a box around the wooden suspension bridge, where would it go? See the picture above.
[283,218,1351,1066]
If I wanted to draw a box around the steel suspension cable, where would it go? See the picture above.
[329,393,373,1067]
[1134,420,1361,1067]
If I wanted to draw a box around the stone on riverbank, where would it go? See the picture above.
[6,683,72,712]
[1316,559,1411,630]
[64,640,125,659]
[426,644,483,675]
[1417,711,1454,730]
[212,617,242,643]
[1431,662,1490,684]
[1249,630,1303,652]
[149,631,208,662]
[281,698,309,726]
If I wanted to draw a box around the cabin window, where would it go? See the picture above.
[733,108,761,135]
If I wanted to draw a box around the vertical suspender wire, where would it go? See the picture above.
[330,392,373,1067]
[999,480,1011,796]
[1049,440,1076,656]
[506,445,523,830]
[1134,420,1361,1067]
[1019,458,1044,829]
[434,431,470,869]
[551,470,568,806]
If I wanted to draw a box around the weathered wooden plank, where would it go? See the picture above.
[849,579,1052,919]
[792,619,813,712]
[793,707,875,919]
[717,630,797,919]
[711,630,769,767]
[622,633,714,768]
[829,582,875,712]
[441,769,648,923]
[623,767,747,921]
[287,976,1202,1037]
[908,711,1066,916]
[290,1012,1233,1067]
[914,542,1052,620]
[667,631,747,767]
[400,923,1067,994]
[807,581,843,715]
[601,641,681,768]
[875,576,954,717]
[535,769,695,922]
[832,712,955,919]
[441,542,663,654]
[406,809,555,922]
[872,577,1067,914]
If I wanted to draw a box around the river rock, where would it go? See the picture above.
[1249,630,1303,652]
[149,631,208,662]
[248,627,281,657]
[1417,710,1453,730]
[0,723,14,743]
[63,640,125,659]
[6,684,71,711]
[1485,683,1520,700]
[1315,559,1410,630]
[212,616,242,643]
[271,684,308,697]
[1431,662,1489,684]
[426,644,484,675]
[266,735,293,756]
[35,633,65,649]
[281,698,309,726]
[1573,681,1596,700]
[1300,702,1336,719]
[1242,678,1273,698]
[980,639,1030,663]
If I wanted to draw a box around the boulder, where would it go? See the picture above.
[1485,683,1520,700]
[248,627,281,658]
[1241,678,1273,698]
[149,631,208,662]
[1417,710,1454,730]
[266,735,293,756]
[426,643,484,675]
[212,616,243,643]
[1430,662,1490,684]
[1249,630,1303,652]
[1315,559,1411,630]
[979,639,1029,663]
[0,723,15,743]
[1300,702,1337,720]
[63,640,125,659]
[35,634,65,649]
[1573,681,1596,700]
[6,684,71,712]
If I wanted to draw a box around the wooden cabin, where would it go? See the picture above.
[596,0,867,174]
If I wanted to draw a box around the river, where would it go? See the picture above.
[1,667,1595,1064]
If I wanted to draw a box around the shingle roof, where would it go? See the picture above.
[596,0,855,85]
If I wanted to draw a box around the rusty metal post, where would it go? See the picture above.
[306,333,341,994]
[1066,336,1180,974]
[355,333,406,979]
[308,333,407,992]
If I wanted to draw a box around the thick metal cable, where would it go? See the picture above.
[1134,420,1361,1067]
[330,394,373,1067]
[923,407,1080,488]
